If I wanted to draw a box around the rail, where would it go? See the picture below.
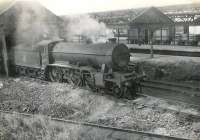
[0,110,189,140]
[140,80,200,107]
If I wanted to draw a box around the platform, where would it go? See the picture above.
[128,44,200,57]
[130,53,200,84]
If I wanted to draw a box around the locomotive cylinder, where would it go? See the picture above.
[51,43,130,69]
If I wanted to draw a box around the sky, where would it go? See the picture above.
[1,0,199,15]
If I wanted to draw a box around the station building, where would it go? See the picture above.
[128,7,175,45]
[91,3,200,46]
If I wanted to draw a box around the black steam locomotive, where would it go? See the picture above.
[9,40,144,98]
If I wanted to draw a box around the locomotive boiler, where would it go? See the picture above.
[51,43,130,70]
[11,40,144,98]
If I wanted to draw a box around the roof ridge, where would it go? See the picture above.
[130,7,174,25]
[0,0,16,15]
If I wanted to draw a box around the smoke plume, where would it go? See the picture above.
[14,1,61,47]
[65,15,114,43]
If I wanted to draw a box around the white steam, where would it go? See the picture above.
[13,1,114,46]
[15,1,60,46]
[66,15,114,43]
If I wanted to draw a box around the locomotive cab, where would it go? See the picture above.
[12,39,63,77]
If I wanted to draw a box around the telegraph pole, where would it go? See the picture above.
[0,24,9,77]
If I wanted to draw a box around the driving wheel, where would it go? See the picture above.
[49,67,62,82]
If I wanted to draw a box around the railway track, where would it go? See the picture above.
[140,80,200,107]
[141,100,200,120]
[2,75,200,108]
[0,110,189,140]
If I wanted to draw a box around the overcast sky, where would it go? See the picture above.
[3,0,199,15]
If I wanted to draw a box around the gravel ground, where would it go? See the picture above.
[1,113,102,140]
[0,77,200,139]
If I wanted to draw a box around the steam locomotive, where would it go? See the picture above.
[9,40,144,98]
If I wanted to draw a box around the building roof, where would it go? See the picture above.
[0,0,63,33]
[0,1,58,17]
[130,7,174,26]
[0,0,64,47]
[0,0,15,15]
[90,3,200,26]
